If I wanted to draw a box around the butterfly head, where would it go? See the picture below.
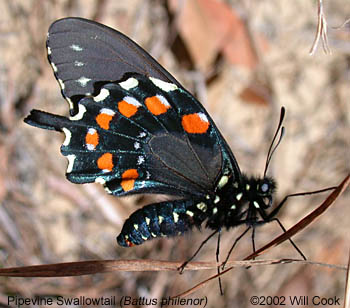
[232,174,277,226]
[206,173,277,230]
[242,175,276,211]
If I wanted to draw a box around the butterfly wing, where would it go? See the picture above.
[25,18,242,199]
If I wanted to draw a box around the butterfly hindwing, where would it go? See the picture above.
[25,73,232,198]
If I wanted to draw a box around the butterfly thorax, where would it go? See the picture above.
[204,174,277,230]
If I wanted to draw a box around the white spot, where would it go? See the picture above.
[146,171,151,179]
[160,233,166,237]
[67,97,74,111]
[212,207,218,214]
[139,180,146,188]
[214,195,220,204]
[137,156,145,165]
[62,128,72,146]
[173,212,179,223]
[66,154,76,173]
[133,224,139,230]
[206,195,210,199]
[76,76,91,87]
[104,186,112,194]
[196,202,207,212]
[197,112,209,123]
[95,177,106,185]
[158,216,164,224]
[145,217,150,225]
[233,182,239,188]
[134,142,140,150]
[246,184,250,191]
[149,77,178,92]
[124,96,142,107]
[70,44,83,51]
[47,46,51,55]
[186,210,194,217]
[86,144,94,151]
[100,108,115,116]
[138,132,147,138]
[155,94,171,108]
[74,60,84,67]
[253,201,260,209]
[94,88,110,102]
[230,204,236,210]
[88,128,97,135]
[58,79,65,90]
[69,104,87,121]
[151,232,156,237]
[141,235,148,241]
[218,175,229,189]
[236,193,243,201]
[51,62,58,72]
[119,77,139,90]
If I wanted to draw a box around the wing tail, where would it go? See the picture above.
[24,109,70,131]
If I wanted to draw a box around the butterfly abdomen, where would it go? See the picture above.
[117,199,207,247]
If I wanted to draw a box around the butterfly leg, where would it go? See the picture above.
[215,229,224,295]
[269,217,307,260]
[262,186,337,260]
[178,229,219,274]
[221,226,251,270]
[251,226,256,257]
[267,187,336,219]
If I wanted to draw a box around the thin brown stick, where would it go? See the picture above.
[0,258,346,278]
[345,249,350,308]
[175,258,347,298]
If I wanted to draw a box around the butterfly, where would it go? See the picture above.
[24,18,304,280]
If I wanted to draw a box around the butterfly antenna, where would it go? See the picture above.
[264,107,286,177]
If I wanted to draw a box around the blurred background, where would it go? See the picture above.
[0,0,349,307]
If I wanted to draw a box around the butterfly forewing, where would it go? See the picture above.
[47,17,184,115]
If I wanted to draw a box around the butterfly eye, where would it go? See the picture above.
[261,183,269,193]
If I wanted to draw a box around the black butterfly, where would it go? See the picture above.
[24,18,307,288]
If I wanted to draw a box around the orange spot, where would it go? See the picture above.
[182,113,210,134]
[145,96,170,115]
[121,169,139,192]
[97,153,113,171]
[85,129,99,149]
[118,100,138,118]
[96,113,113,130]
[125,238,135,247]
